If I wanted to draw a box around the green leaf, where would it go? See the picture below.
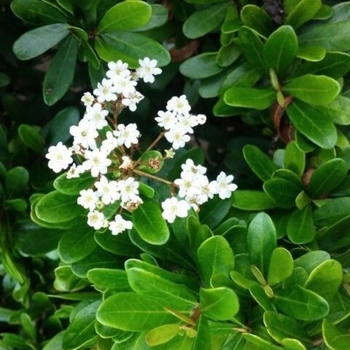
[284,141,305,177]
[35,191,84,223]
[224,87,275,110]
[241,5,274,37]
[179,52,223,79]
[297,45,326,62]
[327,96,350,125]
[313,198,350,226]
[285,0,322,29]
[10,0,68,25]
[323,319,350,350]
[54,172,95,196]
[249,284,275,311]
[87,268,131,292]
[286,206,316,244]
[216,42,241,68]
[283,74,340,105]
[13,23,69,60]
[286,100,337,149]
[183,3,228,39]
[97,1,152,34]
[18,124,43,153]
[199,287,239,321]
[95,31,171,68]
[263,311,313,347]
[54,266,90,292]
[304,260,343,301]
[243,144,278,181]
[135,4,169,32]
[62,300,101,350]
[197,236,235,288]
[275,285,329,321]
[132,201,170,245]
[96,293,184,331]
[5,166,29,198]
[0,72,10,87]
[263,26,298,75]
[145,324,180,347]
[307,158,348,197]
[43,35,79,105]
[247,213,276,277]
[294,250,330,274]
[199,196,231,229]
[192,315,210,350]
[232,190,277,211]
[267,248,294,286]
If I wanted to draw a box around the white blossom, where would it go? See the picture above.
[117,177,140,205]
[87,210,108,230]
[164,124,190,150]
[161,197,191,223]
[94,175,120,205]
[121,89,144,112]
[83,149,112,177]
[114,123,140,148]
[136,57,162,83]
[69,119,98,150]
[166,95,191,115]
[155,110,177,130]
[46,142,73,173]
[84,102,108,130]
[100,131,119,154]
[109,214,133,235]
[113,75,137,95]
[106,60,130,80]
[216,171,237,199]
[119,156,134,170]
[81,92,95,107]
[77,189,99,211]
[93,78,118,102]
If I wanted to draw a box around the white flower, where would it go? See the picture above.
[161,197,191,223]
[114,123,140,148]
[164,124,190,150]
[119,156,134,170]
[93,78,118,102]
[196,114,207,125]
[113,75,137,95]
[166,95,191,116]
[106,60,130,80]
[83,149,112,177]
[70,119,98,150]
[46,142,73,173]
[84,102,108,130]
[193,175,218,204]
[136,57,162,83]
[77,189,99,211]
[81,92,95,106]
[109,214,133,235]
[87,210,108,230]
[216,171,238,199]
[155,110,177,130]
[176,114,199,134]
[121,90,144,112]
[100,131,119,154]
[180,159,207,178]
[117,177,140,205]
[94,175,120,205]
[67,164,85,179]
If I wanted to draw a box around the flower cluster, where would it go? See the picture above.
[45,58,237,236]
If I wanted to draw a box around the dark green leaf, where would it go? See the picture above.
[135,4,169,32]
[241,5,274,37]
[54,265,90,292]
[297,45,326,62]
[13,23,69,60]
[54,172,95,196]
[216,43,241,68]
[0,72,10,87]
[313,197,350,226]
[284,141,305,177]
[18,124,43,153]
[285,0,322,29]
[232,190,277,211]
[87,268,131,292]
[199,196,231,229]
[5,166,28,198]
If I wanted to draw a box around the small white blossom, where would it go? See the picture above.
[46,142,73,173]
[176,114,198,134]
[161,197,191,223]
[181,159,206,178]
[136,57,162,83]
[113,75,137,95]
[114,123,140,148]
[164,124,190,150]
[77,189,99,211]
[106,60,130,80]
[83,149,112,177]
[166,95,191,116]
[117,177,140,205]
[100,131,119,154]
[119,156,134,170]
[216,171,237,199]
[109,214,133,235]
[93,78,118,102]
[67,164,85,179]
[81,92,95,107]
[155,110,177,130]
[70,119,98,150]
[121,90,144,112]
[84,103,108,130]
[94,175,120,205]
[87,210,108,230]
[196,114,207,125]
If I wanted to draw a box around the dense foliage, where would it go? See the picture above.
[1,0,350,349]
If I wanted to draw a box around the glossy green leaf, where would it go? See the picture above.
[267,248,294,286]
[192,315,210,350]
[132,201,170,245]
[97,293,184,331]
[241,5,274,37]
[216,42,240,68]
[247,213,276,277]
[294,250,330,274]
[232,190,277,210]
[183,3,228,39]
[97,1,152,34]
[62,300,101,350]
[287,100,337,149]
[87,268,131,292]
[35,191,84,223]
[186,215,212,255]
[263,178,302,209]
[275,285,329,321]
[285,0,322,29]
[263,26,298,75]
[54,172,95,196]
[145,324,180,346]
[273,169,303,187]
[180,52,223,79]
[263,311,313,346]
[287,205,316,244]
[199,196,231,229]
[249,284,275,311]
[326,96,350,125]
[313,197,350,226]
[238,26,266,74]
[243,144,278,181]
[95,31,170,68]
[5,166,28,198]
[243,333,282,350]
[43,35,79,105]
[283,74,340,105]
[323,319,350,350]
[197,236,234,288]
[54,265,90,292]
[297,45,326,62]
[13,23,69,60]
[307,158,348,197]
[224,87,275,110]
[304,260,343,301]
[135,4,169,32]
[18,124,43,153]
[284,141,305,177]
[199,287,239,320]
[11,0,68,25]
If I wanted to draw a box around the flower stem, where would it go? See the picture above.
[132,168,174,186]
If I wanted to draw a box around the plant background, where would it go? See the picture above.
[1,0,350,349]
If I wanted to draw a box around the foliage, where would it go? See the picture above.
[1,0,350,349]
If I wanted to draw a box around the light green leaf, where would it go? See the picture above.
[97,1,152,33]
[267,248,294,286]
[232,190,277,211]
[284,141,305,177]
[297,45,326,62]
[54,265,90,292]
[132,201,170,245]
[199,287,239,320]
[285,0,322,29]
[54,172,95,196]
[183,3,228,39]
[275,285,329,321]
[13,23,69,60]
[87,268,131,292]
[283,74,340,105]
[323,319,350,350]
[249,284,275,311]
[145,324,180,347]
[96,293,184,331]
[192,315,210,350]
[286,100,337,149]
[294,251,330,274]
[263,26,298,75]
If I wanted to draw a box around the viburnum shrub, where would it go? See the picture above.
[45,58,237,235]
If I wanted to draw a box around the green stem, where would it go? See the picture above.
[132,168,174,187]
